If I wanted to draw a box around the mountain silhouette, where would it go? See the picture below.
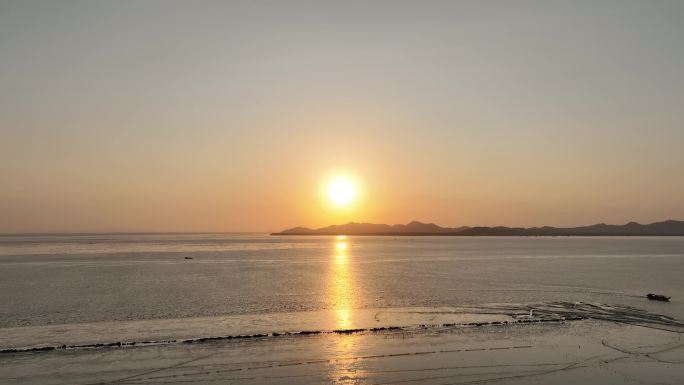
[273,220,684,236]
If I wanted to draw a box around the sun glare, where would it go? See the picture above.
[327,177,357,206]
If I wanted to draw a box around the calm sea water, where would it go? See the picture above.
[1,234,683,340]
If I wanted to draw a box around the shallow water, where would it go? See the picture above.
[1,235,683,344]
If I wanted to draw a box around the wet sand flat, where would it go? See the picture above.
[2,316,683,385]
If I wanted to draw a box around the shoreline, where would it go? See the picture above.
[2,301,680,354]
[3,314,682,384]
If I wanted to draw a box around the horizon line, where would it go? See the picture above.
[3,218,683,237]
[0,231,265,237]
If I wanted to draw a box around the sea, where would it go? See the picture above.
[1,234,683,350]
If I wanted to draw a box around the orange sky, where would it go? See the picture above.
[1,1,684,232]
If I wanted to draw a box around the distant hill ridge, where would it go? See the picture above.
[273,220,684,236]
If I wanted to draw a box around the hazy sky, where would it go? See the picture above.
[2,0,684,232]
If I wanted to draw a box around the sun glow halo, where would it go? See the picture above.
[327,177,357,206]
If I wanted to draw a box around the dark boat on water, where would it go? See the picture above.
[647,293,671,302]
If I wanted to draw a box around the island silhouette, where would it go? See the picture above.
[273,219,684,236]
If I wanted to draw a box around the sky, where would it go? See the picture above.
[1,0,684,233]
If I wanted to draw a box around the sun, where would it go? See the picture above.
[327,177,357,206]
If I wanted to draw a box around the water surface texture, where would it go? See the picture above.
[1,235,683,331]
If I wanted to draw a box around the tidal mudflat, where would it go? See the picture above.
[2,303,683,384]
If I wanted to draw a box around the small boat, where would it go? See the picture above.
[646,293,670,302]
[184,256,193,260]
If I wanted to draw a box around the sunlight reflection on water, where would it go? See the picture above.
[331,237,354,330]
[329,236,365,380]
